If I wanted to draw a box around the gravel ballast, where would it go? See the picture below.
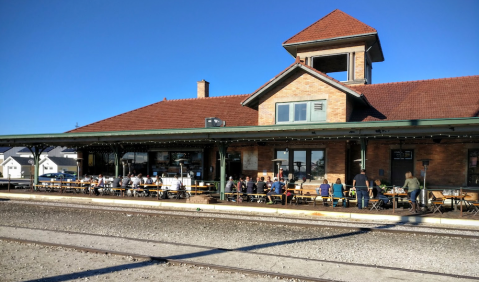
[0,201,478,281]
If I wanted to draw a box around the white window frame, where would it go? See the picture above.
[275,100,327,124]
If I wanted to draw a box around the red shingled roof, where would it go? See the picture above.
[348,76,479,121]
[283,9,377,45]
[67,95,258,133]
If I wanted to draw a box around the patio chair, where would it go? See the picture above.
[470,203,479,216]
[369,198,381,211]
[430,191,445,214]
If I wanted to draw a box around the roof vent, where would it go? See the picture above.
[205,117,225,128]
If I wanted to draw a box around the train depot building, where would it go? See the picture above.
[1,9,478,199]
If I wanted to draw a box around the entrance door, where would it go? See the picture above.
[391,150,414,186]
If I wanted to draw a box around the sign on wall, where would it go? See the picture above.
[243,149,258,170]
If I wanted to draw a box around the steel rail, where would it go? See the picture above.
[0,225,477,281]
[7,201,479,239]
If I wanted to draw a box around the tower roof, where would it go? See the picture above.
[283,9,377,45]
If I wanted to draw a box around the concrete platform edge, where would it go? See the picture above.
[1,193,477,227]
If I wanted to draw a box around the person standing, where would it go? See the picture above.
[403,171,421,214]
[352,169,370,209]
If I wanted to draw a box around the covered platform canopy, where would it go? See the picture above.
[1,117,479,199]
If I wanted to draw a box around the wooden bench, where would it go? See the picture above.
[293,194,318,206]
[331,196,348,208]
[245,193,267,203]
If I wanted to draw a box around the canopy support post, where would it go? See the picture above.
[218,142,228,201]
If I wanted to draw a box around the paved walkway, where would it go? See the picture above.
[1,190,478,228]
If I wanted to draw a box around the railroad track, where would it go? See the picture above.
[1,225,477,282]
[6,200,479,238]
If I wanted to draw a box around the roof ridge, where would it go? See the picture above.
[282,9,339,44]
[283,9,376,45]
[163,94,249,102]
[349,75,479,88]
[66,94,252,133]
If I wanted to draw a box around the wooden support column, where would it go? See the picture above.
[218,142,228,201]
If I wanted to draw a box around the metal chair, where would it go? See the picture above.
[369,198,381,211]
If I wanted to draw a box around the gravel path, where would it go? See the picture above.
[0,241,282,282]
[0,201,478,281]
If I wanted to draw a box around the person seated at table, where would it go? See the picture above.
[236,177,246,193]
[265,176,273,190]
[83,174,91,181]
[225,176,236,193]
[316,179,331,206]
[138,173,144,185]
[256,177,266,194]
[266,177,284,205]
[93,174,105,196]
[111,175,122,188]
[121,173,131,192]
[331,178,347,208]
[245,176,256,194]
[169,174,182,191]
[373,179,390,208]
[143,175,154,196]
[132,173,142,195]
[145,175,154,185]
[402,171,421,214]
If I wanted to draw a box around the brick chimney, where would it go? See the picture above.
[197,80,209,98]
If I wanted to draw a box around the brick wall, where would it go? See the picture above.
[257,70,347,125]
[354,51,365,80]
[356,139,472,187]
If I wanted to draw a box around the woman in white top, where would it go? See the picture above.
[94,174,105,196]
[169,175,182,191]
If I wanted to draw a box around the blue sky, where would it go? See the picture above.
[1,0,478,135]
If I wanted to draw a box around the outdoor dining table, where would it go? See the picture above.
[383,192,408,212]
[442,194,467,211]
[286,188,314,205]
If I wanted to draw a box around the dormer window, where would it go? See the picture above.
[276,100,327,124]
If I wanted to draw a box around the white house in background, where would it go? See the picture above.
[39,157,78,176]
[61,148,77,159]
[16,147,55,159]
[0,147,12,176]
[1,156,34,178]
